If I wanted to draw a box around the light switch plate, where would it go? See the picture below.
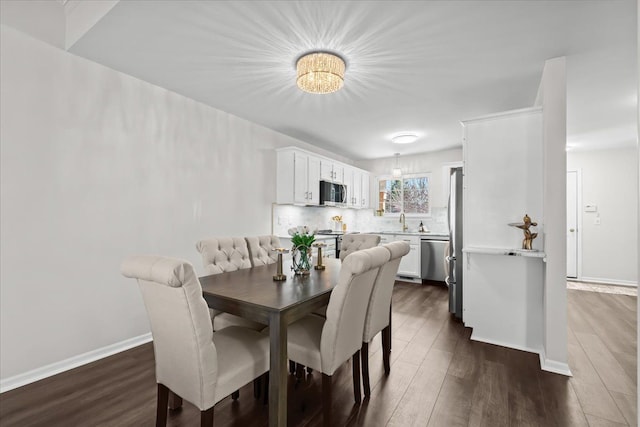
[585,204,597,212]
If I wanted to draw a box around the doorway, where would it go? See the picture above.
[566,170,579,278]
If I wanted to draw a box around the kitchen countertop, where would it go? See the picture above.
[370,231,449,240]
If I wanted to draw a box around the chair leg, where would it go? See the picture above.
[253,377,262,399]
[200,407,214,427]
[168,391,183,410]
[306,367,313,375]
[156,383,169,427]
[231,390,239,400]
[295,363,305,380]
[322,374,332,427]
[361,342,371,398]
[352,350,362,404]
[289,360,296,374]
[382,325,391,375]
[263,372,269,405]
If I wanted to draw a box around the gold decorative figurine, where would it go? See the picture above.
[273,248,289,281]
[313,242,326,270]
[509,214,538,250]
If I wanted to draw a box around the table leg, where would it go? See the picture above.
[269,313,287,427]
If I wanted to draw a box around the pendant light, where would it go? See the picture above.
[392,153,402,178]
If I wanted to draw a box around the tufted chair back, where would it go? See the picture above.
[321,246,390,374]
[121,255,218,410]
[196,237,252,275]
[245,235,281,267]
[363,241,410,343]
[339,234,381,261]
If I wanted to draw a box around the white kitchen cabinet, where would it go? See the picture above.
[277,148,320,205]
[320,160,344,183]
[361,172,370,209]
[377,234,421,280]
[344,167,370,209]
[277,147,371,209]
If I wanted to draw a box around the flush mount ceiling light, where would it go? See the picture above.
[391,133,419,144]
[296,52,345,94]
[392,153,402,178]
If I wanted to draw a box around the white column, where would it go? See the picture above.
[539,57,571,375]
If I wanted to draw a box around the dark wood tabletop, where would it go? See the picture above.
[199,257,342,427]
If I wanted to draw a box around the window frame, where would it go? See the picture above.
[377,172,433,217]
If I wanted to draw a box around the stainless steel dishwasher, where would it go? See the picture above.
[420,236,449,282]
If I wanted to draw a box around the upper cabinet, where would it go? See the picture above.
[277,149,320,205]
[320,160,344,183]
[276,147,370,209]
[344,167,370,209]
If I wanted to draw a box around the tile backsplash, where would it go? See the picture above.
[272,205,449,237]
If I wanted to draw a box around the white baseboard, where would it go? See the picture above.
[469,332,540,355]
[539,349,573,377]
[579,277,637,287]
[470,333,573,377]
[0,333,152,394]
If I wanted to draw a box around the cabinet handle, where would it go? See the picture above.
[304,191,308,199]
[309,191,312,199]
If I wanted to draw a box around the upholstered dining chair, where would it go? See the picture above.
[339,233,381,261]
[245,235,281,267]
[196,237,265,332]
[121,255,270,427]
[360,241,410,398]
[286,246,390,426]
[310,233,382,321]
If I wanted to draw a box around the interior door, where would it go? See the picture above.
[567,170,578,278]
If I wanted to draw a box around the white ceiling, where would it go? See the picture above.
[68,0,637,160]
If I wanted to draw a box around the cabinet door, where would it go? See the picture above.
[293,153,309,204]
[352,170,362,207]
[343,167,354,206]
[398,244,420,277]
[333,163,344,184]
[320,161,334,181]
[307,156,320,205]
[361,172,370,208]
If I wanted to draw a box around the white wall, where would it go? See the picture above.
[0,25,351,383]
[355,148,462,210]
[567,147,639,285]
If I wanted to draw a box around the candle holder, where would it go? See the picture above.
[313,242,327,270]
[273,248,289,281]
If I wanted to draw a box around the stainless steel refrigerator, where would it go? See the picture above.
[447,167,463,319]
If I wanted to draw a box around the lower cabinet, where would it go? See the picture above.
[378,234,421,280]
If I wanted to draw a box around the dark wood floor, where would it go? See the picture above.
[1,282,636,426]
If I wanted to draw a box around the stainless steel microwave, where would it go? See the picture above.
[319,180,347,206]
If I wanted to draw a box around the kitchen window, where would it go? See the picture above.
[378,173,431,215]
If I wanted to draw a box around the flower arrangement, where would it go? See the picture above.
[288,226,316,275]
[288,225,317,248]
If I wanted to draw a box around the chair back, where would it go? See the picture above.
[363,241,410,343]
[321,246,390,374]
[121,255,217,410]
[339,234,381,261]
[196,237,251,275]
[245,235,281,267]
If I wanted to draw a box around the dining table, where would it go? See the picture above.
[199,257,342,427]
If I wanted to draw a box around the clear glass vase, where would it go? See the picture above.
[291,245,312,275]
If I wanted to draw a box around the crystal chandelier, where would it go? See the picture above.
[296,52,345,94]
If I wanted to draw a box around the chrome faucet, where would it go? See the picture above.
[399,212,408,232]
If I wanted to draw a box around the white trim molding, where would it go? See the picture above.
[0,333,152,393]
[539,348,573,377]
[580,277,638,287]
